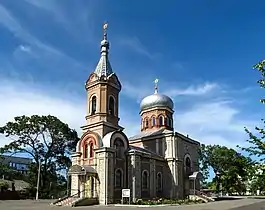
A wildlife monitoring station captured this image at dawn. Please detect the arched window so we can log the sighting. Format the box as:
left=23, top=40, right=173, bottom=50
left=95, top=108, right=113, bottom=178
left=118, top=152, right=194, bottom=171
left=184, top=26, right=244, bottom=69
left=109, top=96, right=115, bottom=115
left=152, top=117, right=156, bottom=127
left=84, top=144, right=88, bottom=158
left=156, top=172, right=162, bottom=191
left=115, top=169, right=122, bottom=188
left=114, top=138, right=124, bottom=158
left=91, top=96, right=97, bottom=115
left=145, top=118, right=149, bottom=128
left=142, top=170, right=149, bottom=189
left=89, top=142, right=94, bottom=157
left=159, top=116, right=163, bottom=126
left=185, top=157, right=191, bottom=168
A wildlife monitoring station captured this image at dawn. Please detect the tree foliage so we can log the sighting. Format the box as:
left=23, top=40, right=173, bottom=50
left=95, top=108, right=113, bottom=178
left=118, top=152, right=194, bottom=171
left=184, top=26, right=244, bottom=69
left=0, top=162, right=24, bottom=181
left=247, top=164, right=265, bottom=193
left=200, top=144, right=253, bottom=194
left=239, top=60, right=265, bottom=160
left=0, top=115, right=79, bottom=198
left=253, top=59, right=265, bottom=103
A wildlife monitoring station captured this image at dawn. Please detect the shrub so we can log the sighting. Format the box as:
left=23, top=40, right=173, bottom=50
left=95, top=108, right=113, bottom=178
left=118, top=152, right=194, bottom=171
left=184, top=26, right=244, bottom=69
left=0, top=180, right=9, bottom=191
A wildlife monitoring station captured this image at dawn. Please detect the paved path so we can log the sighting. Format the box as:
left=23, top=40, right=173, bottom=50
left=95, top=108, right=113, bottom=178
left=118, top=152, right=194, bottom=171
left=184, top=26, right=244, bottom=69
left=0, top=198, right=264, bottom=210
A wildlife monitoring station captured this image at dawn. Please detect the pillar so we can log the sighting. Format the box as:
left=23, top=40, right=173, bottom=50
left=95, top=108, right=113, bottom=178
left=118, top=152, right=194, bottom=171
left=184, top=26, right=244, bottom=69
left=95, top=147, right=115, bottom=205
left=150, top=159, right=155, bottom=198
left=70, top=175, right=80, bottom=196
left=80, top=176, right=85, bottom=198
left=128, top=151, right=141, bottom=202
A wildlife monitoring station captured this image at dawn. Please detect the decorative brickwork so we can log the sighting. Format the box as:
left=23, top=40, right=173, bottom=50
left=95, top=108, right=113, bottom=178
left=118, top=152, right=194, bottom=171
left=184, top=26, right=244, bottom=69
left=68, top=24, right=201, bottom=206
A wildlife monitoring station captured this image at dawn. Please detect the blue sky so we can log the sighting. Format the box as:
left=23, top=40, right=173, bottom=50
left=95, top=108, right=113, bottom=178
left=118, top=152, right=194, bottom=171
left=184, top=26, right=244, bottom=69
left=0, top=0, right=264, bottom=150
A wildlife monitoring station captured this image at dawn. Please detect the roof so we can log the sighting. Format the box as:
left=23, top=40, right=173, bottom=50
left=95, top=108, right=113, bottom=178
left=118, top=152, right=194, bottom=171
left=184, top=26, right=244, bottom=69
left=94, top=54, right=113, bottom=77
left=94, top=30, right=113, bottom=77
left=174, top=131, right=200, bottom=145
left=128, top=145, right=164, bottom=159
left=140, top=93, right=174, bottom=112
left=0, top=155, right=32, bottom=165
left=68, top=165, right=97, bottom=175
left=128, top=128, right=166, bottom=141
left=189, top=171, right=203, bottom=180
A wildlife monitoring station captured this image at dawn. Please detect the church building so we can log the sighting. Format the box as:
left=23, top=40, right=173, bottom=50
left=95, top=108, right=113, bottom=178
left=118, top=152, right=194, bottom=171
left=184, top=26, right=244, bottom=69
left=69, top=24, right=201, bottom=205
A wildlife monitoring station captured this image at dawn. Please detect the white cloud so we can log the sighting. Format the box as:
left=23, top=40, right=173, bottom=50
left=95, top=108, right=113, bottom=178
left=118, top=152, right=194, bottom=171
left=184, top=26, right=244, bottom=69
left=0, top=3, right=85, bottom=71
left=122, top=81, right=219, bottom=102
left=166, top=82, right=219, bottom=97
left=0, top=77, right=258, bottom=150
left=0, top=77, right=139, bottom=147
left=19, top=45, right=31, bottom=53
left=0, top=78, right=84, bottom=147
left=174, top=100, right=258, bottom=148
left=23, top=0, right=96, bottom=42
left=119, top=37, right=161, bottom=60
left=0, top=2, right=259, bottom=151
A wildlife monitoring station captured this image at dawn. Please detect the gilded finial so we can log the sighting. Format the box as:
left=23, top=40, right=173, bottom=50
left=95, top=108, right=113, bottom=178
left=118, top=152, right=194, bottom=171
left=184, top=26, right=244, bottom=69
left=103, top=22, right=108, bottom=40
left=154, top=78, right=159, bottom=94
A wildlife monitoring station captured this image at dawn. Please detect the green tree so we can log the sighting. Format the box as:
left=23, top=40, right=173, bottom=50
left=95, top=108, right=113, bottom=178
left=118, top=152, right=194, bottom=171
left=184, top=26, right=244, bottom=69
left=0, top=156, right=25, bottom=181
left=239, top=60, right=265, bottom=160
left=200, top=144, right=253, bottom=195
left=199, top=144, right=210, bottom=186
left=0, top=115, right=79, bottom=198
left=248, top=164, right=265, bottom=194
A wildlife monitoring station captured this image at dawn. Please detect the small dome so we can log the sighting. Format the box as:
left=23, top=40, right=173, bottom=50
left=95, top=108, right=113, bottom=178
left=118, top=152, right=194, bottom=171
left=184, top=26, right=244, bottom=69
left=140, top=93, right=174, bottom=112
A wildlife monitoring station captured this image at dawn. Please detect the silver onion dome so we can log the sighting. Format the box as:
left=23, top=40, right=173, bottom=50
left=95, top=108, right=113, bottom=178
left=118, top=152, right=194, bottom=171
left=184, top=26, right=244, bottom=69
left=140, top=93, right=174, bottom=112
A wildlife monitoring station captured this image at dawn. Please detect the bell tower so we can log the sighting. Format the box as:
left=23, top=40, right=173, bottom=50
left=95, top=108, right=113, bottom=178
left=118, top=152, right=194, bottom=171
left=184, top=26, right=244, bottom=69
left=82, top=23, right=124, bottom=138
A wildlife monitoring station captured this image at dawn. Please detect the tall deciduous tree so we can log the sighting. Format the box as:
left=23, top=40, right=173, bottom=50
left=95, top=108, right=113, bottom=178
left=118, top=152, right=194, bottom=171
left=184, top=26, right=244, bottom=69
left=239, top=60, right=265, bottom=160
left=200, top=144, right=253, bottom=194
left=0, top=115, right=79, bottom=198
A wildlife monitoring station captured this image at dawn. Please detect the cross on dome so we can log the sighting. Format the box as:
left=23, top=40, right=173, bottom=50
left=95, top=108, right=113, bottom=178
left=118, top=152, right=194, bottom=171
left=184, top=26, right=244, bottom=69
left=154, top=78, right=159, bottom=94
left=94, top=22, right=113, bottom=78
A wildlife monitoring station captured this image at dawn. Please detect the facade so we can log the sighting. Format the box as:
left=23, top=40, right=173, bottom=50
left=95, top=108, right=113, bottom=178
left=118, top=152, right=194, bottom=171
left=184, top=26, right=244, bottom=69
left=69, top=24, right=201, bottom=205
left=0, top=155, right=32, bottom=175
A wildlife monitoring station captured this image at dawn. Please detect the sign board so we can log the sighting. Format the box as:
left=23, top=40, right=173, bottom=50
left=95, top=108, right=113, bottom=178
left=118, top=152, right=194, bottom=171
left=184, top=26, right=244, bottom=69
left=122, top=189, right=130, bottom=198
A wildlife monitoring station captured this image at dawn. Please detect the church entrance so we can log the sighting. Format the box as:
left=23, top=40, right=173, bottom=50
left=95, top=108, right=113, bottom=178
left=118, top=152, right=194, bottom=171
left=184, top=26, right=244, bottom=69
left=68, top=165, right=99, bottom=199
left=85, top=176, right=95, bottom=198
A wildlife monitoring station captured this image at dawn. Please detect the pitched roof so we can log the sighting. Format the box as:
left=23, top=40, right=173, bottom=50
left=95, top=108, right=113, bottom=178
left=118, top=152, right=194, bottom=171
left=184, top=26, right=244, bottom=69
left=128, top=145, right=164, bottom=159
left=128, top=128, right=166, bottom=141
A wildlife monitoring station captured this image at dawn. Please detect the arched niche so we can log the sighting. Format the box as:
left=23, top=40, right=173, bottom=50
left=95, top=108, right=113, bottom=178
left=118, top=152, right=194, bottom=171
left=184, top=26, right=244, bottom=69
left=151, top=115, right=156, bottom=127
left=77, top=130, right=102, bottom=153
left=144, top=117, right=149, bottom=128
left=101, top=130, right=129, bottom=150
left=158, top=115, right=164, bottom=126
left=183, top=153, right=192, bottom=168
left=91, top=95, right=97, bottom=115
left=108, top=96, right=115, bottom=115
left=142, top=170, right=149, bottom=190
left=183, top=153, right=192, bottom=175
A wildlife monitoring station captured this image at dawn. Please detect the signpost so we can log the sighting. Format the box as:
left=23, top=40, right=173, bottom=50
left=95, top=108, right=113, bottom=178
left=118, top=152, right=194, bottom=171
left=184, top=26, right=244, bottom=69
left=122, top=189, right=131, bottom=204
